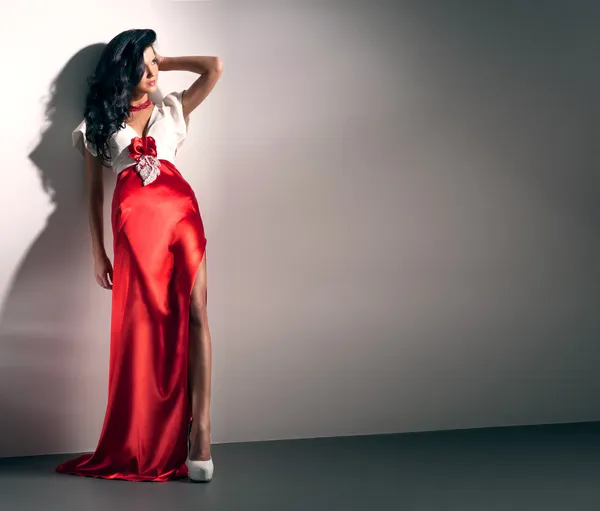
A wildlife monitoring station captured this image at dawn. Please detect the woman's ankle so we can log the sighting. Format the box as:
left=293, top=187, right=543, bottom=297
left=191, top=418, right=211, bottom=431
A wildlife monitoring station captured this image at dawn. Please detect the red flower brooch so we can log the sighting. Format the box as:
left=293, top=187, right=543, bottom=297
left=128, top=136, right=160, bottom=186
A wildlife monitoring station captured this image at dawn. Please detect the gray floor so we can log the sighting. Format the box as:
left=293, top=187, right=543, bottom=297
left=2, top=421, right=600, bottom=511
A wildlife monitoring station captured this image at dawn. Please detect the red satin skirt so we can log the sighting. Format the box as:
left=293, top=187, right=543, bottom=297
left=55, top=160, right=207, bottom=482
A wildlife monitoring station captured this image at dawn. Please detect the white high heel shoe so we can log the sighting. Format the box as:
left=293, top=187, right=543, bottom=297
left=186, top=420, right=214, bottom=482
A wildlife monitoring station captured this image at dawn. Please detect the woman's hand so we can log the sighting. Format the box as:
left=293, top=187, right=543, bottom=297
left=155, top=52, right=165, bottom=67
left=94, top=252, right=114, bottom=290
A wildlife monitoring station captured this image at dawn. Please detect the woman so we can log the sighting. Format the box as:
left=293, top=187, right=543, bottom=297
left=55, top=29, right=223, bottom=482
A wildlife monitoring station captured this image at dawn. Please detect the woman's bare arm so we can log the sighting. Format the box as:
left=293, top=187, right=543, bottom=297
left=84, top=147, right=113, bottom=289
left=157, top=55, right=223, bottom=118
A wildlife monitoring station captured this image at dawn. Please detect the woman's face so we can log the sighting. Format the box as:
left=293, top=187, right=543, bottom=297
left=133, top=46, right=159, bottom=95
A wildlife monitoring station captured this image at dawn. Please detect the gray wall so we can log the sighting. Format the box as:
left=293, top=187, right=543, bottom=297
left=1, top=0, right=599, bottom=457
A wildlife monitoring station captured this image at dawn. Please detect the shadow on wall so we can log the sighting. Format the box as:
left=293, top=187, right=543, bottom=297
left=0, top=41, right=188, bottom=458
left=0, top=44, right=110, bottom=458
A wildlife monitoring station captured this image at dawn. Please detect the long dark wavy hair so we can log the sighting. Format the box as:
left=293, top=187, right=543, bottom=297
left=82, top=29, right=157, bottom=167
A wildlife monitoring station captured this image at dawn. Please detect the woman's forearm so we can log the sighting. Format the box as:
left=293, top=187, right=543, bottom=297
left=83, top=151, right=107, bottom=258
left=159, top=55, right=221, bottom=74
left=86, top=175, right=106, bottom=258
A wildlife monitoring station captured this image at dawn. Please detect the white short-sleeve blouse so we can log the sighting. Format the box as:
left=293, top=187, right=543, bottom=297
left=72, top=90, right=188, bottom=175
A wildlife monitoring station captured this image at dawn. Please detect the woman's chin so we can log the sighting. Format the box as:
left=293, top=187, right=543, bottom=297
left=139, top=84, right=158, bottom=95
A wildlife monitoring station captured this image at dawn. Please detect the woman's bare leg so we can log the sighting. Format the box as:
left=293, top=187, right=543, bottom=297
left=188, top=250, right=212, bottom=461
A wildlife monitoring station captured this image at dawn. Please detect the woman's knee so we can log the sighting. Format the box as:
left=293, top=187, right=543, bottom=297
left=189, top=300, right=206, bottom=326
left=190, top=285, right=207, bottom=326
left=189, top=251, right=207, bottom=325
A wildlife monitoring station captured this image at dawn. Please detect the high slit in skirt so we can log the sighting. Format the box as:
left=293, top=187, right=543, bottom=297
left=56, top=159, right=207, bottom=482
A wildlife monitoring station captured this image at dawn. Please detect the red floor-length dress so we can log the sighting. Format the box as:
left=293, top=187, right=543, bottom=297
left=56, top=91, right=206, bottom=482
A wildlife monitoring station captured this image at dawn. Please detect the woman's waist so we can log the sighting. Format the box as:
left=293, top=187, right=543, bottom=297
left=116, top=157, right=181, bottom=175
left=114, top=158, right=194, bottom=194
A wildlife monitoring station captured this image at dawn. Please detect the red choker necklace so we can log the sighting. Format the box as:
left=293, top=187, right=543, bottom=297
left=129, top=98, right=152, bottom=112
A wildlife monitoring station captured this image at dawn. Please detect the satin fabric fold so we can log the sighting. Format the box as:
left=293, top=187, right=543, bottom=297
left=56, top=159, right=207, bottom=482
